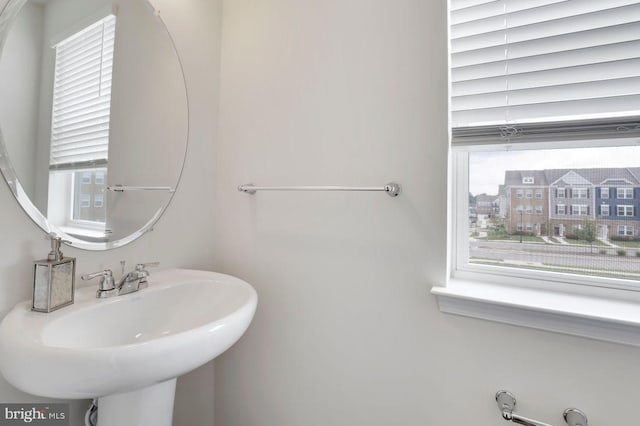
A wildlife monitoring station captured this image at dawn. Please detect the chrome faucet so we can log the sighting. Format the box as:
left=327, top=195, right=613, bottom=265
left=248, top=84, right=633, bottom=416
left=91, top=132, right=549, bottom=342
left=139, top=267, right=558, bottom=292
left=81, top=262, right=159, bottom=298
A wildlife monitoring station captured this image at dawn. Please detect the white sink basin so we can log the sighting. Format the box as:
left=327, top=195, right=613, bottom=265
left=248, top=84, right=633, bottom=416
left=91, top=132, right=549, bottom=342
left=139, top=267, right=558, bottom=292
left=0, top=269, right=257, bottom=425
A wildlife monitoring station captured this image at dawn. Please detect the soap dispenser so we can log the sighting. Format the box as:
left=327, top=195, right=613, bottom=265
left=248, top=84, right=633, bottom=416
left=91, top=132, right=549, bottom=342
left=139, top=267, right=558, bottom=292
left=32, top=233, right=75, bottom=313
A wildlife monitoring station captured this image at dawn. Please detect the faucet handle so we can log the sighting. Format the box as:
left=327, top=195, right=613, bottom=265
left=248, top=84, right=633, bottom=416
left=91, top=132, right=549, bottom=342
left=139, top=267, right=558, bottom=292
left=81, top=269, right=116, bottom=295
left=135, top=262, right=160, bottom=271
left=136, top=262, right=160, bottom=270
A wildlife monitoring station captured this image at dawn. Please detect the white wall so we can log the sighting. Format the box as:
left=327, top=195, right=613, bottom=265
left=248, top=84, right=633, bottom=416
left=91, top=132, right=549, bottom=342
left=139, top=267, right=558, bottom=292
left=214, top=1, right=640, bottom=426
left=0, top=0, right=221, bottom=425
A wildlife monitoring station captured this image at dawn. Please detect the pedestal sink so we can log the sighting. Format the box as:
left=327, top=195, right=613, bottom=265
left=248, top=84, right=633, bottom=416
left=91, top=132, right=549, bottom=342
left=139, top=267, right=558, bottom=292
left=0, top=269, right=257, bottom=426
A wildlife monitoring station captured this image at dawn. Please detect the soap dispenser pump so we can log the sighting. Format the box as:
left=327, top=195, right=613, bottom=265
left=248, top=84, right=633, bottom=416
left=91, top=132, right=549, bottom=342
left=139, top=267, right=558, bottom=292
left=32, top=233, right=76, bottom=313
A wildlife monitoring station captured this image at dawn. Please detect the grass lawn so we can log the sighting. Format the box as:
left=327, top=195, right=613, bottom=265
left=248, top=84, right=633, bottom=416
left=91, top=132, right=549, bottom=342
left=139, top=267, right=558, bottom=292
left=613, top=240, right=640, bottom=248
left=563, top=238, right=607, bottom=247
left=484, top=229, right=545, bottom=243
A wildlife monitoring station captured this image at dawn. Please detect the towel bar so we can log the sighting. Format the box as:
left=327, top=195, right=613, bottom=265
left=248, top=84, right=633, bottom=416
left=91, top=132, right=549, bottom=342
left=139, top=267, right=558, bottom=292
left=237, top=182, right=401, bottom=197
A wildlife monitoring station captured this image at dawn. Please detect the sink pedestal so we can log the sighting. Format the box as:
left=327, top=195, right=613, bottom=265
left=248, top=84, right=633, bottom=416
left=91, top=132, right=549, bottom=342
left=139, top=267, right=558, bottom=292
left=97, top=379, right=176, bottom=426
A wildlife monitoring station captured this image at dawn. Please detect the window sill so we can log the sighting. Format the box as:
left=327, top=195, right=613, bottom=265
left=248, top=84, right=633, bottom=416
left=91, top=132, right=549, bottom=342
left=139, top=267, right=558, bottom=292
left=58, top=226, right=108, bottom=242
left=431, top=280, right=640, bottom=347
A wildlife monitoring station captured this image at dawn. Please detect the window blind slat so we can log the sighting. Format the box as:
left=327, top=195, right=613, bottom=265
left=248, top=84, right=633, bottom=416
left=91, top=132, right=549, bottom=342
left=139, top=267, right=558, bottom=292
left=452, top=1, right=640, bottom=39
left=50, top=14, right=116, bottom=168
left=452, top=76, right=640, bottom=111
left=451, top=0, right=567, bottom=25
left=452, top=58, right=640, bottom=96
left=452, top=40, right=640, bottom=81
left=452, top=94, right=640, bottom=128
left=52, top=137, right=110, bottom=152
left=451, top=0, right=501, bottom=13
left=453, top=22, right=640, bottom=67
left=52, top=114, right=111, bottom=134
left=53, top=96, right=112, bottom=117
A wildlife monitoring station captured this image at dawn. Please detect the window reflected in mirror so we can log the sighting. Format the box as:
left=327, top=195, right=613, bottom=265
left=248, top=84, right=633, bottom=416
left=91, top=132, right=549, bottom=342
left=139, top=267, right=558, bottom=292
left=47, top=14, right=116, bottom=236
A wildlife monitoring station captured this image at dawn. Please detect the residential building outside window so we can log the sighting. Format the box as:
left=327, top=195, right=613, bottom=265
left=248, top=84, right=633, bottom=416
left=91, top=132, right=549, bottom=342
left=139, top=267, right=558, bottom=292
left=557, top=204, right=566, bottom=215
left=601, top=187, right=610, bottom=199
left=535, top=190, right=543, bottom=199
left=535, top=206, right=543, bottom=215
left=600, top=205, right=610, bottom=216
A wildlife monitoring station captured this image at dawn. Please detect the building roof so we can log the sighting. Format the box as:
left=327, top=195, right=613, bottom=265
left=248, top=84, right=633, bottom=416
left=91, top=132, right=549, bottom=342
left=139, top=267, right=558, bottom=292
left=476, top=194, right=498, bottom=203
left=504, top=167, right=640, bottom=187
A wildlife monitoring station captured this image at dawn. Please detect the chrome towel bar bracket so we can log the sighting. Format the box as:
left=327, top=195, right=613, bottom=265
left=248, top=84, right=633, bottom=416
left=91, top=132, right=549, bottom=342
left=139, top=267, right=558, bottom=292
left=496, top=391, right=588, bottom=426
left=237, top=182, right=401, bottom=197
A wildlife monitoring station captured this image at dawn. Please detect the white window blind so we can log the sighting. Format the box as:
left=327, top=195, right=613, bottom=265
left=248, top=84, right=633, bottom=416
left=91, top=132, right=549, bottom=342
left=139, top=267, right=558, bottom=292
left=49, top=15, right=116, bottom=170
left=450, top=0, right=640, bottom=145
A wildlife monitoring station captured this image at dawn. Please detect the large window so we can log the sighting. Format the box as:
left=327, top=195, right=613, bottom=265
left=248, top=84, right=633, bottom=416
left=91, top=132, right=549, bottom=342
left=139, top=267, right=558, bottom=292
left=450, top=0, right=640, bottom=289
left=47, top=14, right=116, bottom=231
left=617, top=205, right=635, bottom=217
left=572, top=188, right=587, bottom=199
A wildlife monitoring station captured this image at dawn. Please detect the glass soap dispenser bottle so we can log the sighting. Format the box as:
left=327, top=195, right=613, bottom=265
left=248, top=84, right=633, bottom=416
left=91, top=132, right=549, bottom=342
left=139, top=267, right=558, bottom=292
left=32, top=233, right=75, bottom=313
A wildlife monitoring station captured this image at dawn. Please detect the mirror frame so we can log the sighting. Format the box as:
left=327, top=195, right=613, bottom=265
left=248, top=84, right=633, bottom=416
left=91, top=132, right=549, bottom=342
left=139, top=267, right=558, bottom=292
left=0, top=0, right=189, bottom=250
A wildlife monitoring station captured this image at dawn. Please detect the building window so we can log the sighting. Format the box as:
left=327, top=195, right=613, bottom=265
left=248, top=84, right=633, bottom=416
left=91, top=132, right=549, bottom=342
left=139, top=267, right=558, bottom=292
left=535, top=206, right=543, bottom=215
left=71, top=169, right=108, bottom=223
left=525, top=206, right=533, bottom=214
left=95, top=172, right=105, bottom=185
left=618, top=225, right=634, bottom=237
left=572, top=188, right=588, bottom=199
left=535, top=190, right=543, bottom=199
left=526, top=223, right=533, bottom=231
left=617, top=205, right=635, bottom=217
left=94, top=193, right=104, bottom=208
left=442, top=0, right=640, bottom=348
left=81, top=173, right=92, bottom=184
left=557, top=204, right=566, bottom=215
left=522, top=177, right=534, bottom=184
left=79, top=194, right=91, bottom=208
left=601, top=187, right=609, bottom=199
left=516, top=190, right=523, bottom=199
left=525, top=190, right=532, bottom=198
left=572, top=205, right=588, bottom=216
left=618, top=188, right=634, bottom=199
left=600, top=205, right=610, bottom=216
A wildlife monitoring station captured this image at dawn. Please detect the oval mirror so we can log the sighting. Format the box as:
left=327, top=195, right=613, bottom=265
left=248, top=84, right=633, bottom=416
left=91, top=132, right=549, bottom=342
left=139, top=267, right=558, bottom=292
left=0, top=0, right=188, bottom=250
